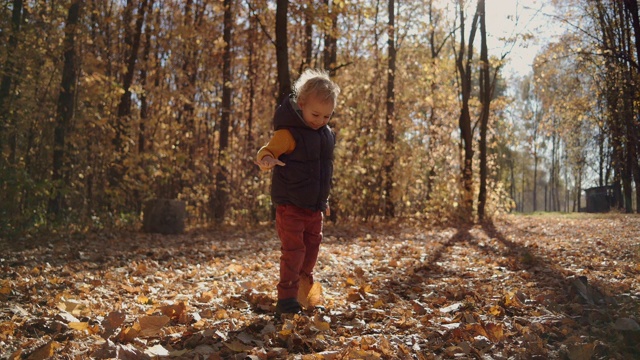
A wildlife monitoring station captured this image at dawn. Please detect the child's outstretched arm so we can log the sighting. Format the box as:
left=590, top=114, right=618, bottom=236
left=255, top=129, right=295, bottom=171
left=255, top=156, right=285, bottom=171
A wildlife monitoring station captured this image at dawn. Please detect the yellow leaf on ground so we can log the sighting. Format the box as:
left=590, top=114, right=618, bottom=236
left=119, top=325, right=141, bottom=343
left=159, top=302, right=187, bottom=319
left=69, top=322, right=89, bottom=331
left=307, top=283, right=324, bottom=307
left=298, top=275, right=313, bottom=308
left=313, top=314, right=331, bottom=331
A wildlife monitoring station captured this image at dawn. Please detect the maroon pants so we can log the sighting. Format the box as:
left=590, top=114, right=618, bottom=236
left=275, top=204, right=323, bottom=300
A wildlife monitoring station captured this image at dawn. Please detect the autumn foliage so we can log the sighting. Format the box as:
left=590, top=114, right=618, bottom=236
left=2, top=1, right=640, bottom=357
left=2, top=214, right=639, bottom=359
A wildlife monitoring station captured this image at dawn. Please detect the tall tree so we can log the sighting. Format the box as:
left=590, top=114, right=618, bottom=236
left=301, top=2, right=314, bottom=72
left=424, top=0, right=449, bottom=203
left=384, top=0, right=396, bottom=218
left=477, top=0, right=490, bottom=220
left=622, top=0, right=640, bottom=213
left=0, top=0, right=24, bottom=163
left=454, top=0, right=479, bottom=221
left=138, top=0, right=155, bottom=155
left=476, top=0, right=506, bottom=220
left=0, top=0, right=24, bottom=226
left=110, top=0, right=149, bottom=190
left=323, top=0, right=338, bottom=76
left=592, top=0, right=635, bottom=212
left=214, top=0, right=233, bottom=221
left=517, top=74, right=545, bottom=212
left=276, top=0, right=291, bottom=104
left=48, top=0, right=83, bottom=217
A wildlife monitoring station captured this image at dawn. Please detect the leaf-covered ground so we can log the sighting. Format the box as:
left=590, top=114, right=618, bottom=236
left=2, top=214, right=640, bottom=359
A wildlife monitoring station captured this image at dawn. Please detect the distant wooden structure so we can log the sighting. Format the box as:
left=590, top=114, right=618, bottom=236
left=584, top=185, right=615, bottom=213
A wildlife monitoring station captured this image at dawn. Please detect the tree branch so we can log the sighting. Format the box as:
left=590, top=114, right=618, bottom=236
left=245, top=0, right=275, bottom=47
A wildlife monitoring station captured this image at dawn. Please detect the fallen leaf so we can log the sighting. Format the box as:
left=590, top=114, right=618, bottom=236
left=485, top=322, right=504, bottom=342
left=56, top=311, right=79, bottom=323
left=307, top=283, right=324, bottom=307
left=144, top=344, right=170, bottom=356
left=313, top=314, right=331, bottom=331
left=298, top=275, right=313, bottom=308
left=567, top=342, right=595, bottom=360
left=68, top=322, right=89, bottom=331
left=158, top=301, right=187, bottom=320
left=122, top=284, right=141, bottom=294
left=440, top=302, right=463, bottom=313
left=138, top=315, right=171, bottom=337
left=26, top=341, right=60, bottom=360
left=101, top=311, right=126, bottom=339
left=137, top=295, right=151, bottom=304
left=225, top=339, right=253, bottom=352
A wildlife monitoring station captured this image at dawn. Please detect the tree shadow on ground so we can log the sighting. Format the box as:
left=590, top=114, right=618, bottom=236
left=396, top=218, right=637, bottom=358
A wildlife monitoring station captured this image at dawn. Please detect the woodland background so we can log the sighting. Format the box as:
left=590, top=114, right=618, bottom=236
left=1, top=0, right=640, bottom=237
left=2, top=2, right=640, bottom=359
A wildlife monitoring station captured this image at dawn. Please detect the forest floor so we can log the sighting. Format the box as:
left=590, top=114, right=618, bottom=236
left=1, top=213, right=640, bottom=360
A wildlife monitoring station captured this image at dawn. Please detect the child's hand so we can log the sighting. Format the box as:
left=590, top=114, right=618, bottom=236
left=254, top=156, right=285, bottom=171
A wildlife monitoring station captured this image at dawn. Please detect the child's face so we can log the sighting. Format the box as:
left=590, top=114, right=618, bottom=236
left=298, top=94, right=335, bottom=130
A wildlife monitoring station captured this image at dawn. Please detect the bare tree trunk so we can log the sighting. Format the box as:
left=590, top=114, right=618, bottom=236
left=214, top=0, right=233, bottom=222
left=595, top=0, right=636, bottom=212
left=425, top=0, right=447, bottom=203
left=134, top=0, right=154, bottom=214
left=111, top=0, right=148, bottom=189
left=0, top=0, right=24, bottom=224
left=0, top=0, right=23, bottom=163
left=477, top=0, right=490, bottom=221
left=533, top=153, right=538, bottom=211
left=247, top=13, right=257, bottom=150
left=623, top=0, right=640, bottom=72
left=302, top=2, right=313, bottom=72
left=276, top=0, right=291, bottom=104
left=552, top=133, right=561, bottom=211
left=619, top=1, right=636, bottom=213
left=138, top=0, right=154, bottom=155
left=454, top=0, right=479, bottom=221
left=383, top=0, right=396, bottom=218
left=621, top=0, right=640, bottom=212
left=323, top=0, right=338, bottom=76
left=598, top=122, right=605, bottom=187
left=48, top=0, right=82, bottom=217
left=576, top=167, right=582, bottom=212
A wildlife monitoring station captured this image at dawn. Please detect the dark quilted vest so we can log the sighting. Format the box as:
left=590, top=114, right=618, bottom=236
left=271, top=96, right=335, bottom=211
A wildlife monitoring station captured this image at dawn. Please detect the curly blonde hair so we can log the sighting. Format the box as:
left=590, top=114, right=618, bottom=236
left=292, top=69, right=341, bottom=105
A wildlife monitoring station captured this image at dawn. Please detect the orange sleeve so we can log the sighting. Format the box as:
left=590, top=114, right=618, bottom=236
left=257, top=129, right=296, bottom=160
